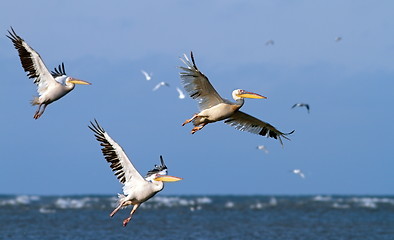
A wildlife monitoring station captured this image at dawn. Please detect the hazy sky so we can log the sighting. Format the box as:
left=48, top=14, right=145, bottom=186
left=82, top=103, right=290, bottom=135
left=1, top=0, right=393, bottom=195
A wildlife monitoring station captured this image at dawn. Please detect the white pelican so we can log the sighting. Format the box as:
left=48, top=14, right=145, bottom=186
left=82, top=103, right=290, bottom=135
left=7, top=27, right=91, bottom=119
left=176, top=87, right=186, bottom=99
left=291, top=169, right=306, bottom=179
left=152, top=81, right=170, bottom=91
left=141, top=70, right=152, bottom=81
left=89, top=120, right=182, bottom=227
left=179, top=52, right=294, bottom=145
left=291, top=103, right=310, bottom=113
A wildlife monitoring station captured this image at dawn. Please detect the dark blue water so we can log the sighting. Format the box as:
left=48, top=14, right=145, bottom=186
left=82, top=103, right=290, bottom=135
left=0, top=195, right=393, bottom=240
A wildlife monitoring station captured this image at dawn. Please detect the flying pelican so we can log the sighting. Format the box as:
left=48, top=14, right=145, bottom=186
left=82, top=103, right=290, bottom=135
left=153, top=81, right=170, bottom=91
left=291, top=169, right=306, bottom=179
left=141, top=70, right=152, bottom=81
left=89, top=120, right=182, bottom=227
left=7, top=27, right=91, bottom=119
left=179, top=52, right=294, bottom=145
left=176, top=87, right=186, bottom=99
left=291, top=103, right=310, bottom=113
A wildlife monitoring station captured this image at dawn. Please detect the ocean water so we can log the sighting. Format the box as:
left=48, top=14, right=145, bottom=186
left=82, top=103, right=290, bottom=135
left=0, top=195, right=393, bottom=240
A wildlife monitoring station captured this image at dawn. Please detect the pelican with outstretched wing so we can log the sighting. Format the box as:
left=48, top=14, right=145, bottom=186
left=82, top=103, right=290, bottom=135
left=179, top=52, right=294, bottom=145
left=89, top=120, right=182, bottom=227
left=7, top=27, right=91, bottom=119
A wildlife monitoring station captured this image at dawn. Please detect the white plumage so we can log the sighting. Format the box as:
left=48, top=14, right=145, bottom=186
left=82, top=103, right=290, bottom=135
left=153, top=81, right=170, bottom=91
left=179, top=52, right=294, bottom=145
left=292, top=169, right=306, bottom=179
left=141, top=70, right=152, bottom=81
left=7, top=27, right=91, bottom=119
left=89, top=120, right=182, bottom=227
left=176, top=87, right=186, bottom=99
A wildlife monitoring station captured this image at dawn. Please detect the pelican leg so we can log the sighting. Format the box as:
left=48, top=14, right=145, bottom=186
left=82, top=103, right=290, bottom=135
left=34, top=104, right=47, bottom=119
left=182, top=114, right=198, bottom=126
left=191, top=123, right=207, bottom=134
left=110, top=203, right=123, bottom=217
left=33, top=104, right=43, bottom=119
left=123, top=204, right=140, bottom=227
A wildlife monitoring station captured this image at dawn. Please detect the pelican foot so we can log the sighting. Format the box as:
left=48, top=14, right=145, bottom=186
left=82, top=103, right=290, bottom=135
left=33, top=112, right=41, bottom=119
left=182, top=114, right=198, bottom=126
left=123, top=217, right=131, bottom=227
left=191, top=125, right=205, bottom=134
left=182, top=119, right=191, bottom=126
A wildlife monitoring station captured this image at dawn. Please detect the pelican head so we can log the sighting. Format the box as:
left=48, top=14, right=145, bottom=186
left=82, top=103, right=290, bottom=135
left=146, top=156, right=183, bottom=182
left=232, top=89, right=267, bottom=101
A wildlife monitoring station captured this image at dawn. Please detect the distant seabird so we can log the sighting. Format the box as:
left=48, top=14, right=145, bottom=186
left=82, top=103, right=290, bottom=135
left=265, top=40, right=275, bottom=46
left=291, top=103, right=310, bottom=113
left=176, top=87, right=185, bottom=99
left=153, top=81, right=170, bottom=91
left=256, top=145, right=269, bottom=154
left=141, top=70, right=152, bottom=81
left=291, top=169, right=306, bottom=179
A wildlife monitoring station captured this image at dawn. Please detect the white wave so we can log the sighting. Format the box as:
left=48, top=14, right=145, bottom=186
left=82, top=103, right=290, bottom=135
left=249, top=197, right=278, bottom=210
left=39, top=207, right=56, bottom=214
left=358, top=200, right=377, bottom=209
left=269, top=197, right=278, bottom=206
left=54, top=197, right=95, bottom=209
left=332, top=203, right=350, bottom=209
left=250, top=202, right=264, bottom=210
left=225, top=201, right=235, bottom=208
left=350, top=197, right=383, bottom=209
left=0, top=195, right=40, bottom=206
left=355, top=197, right=394, bottom=205
left=147, top=196, right=213, bottom=208
left=312, top=195, right=332, bottom=202
left=196, top=197, right=212, bottom=204
left=190, top=206, right=202, bottom=212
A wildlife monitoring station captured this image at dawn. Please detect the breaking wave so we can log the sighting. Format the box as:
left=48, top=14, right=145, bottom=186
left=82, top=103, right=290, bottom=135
left=0, top=195, right=393, bottom=211
left=0, top=195, right=40, bottom=206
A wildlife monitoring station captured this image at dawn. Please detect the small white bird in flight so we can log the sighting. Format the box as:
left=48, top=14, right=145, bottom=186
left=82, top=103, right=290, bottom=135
left=291, top=103, right=310, bottom=113
left=176, top=87, right=185, bottom=99
left=256, top=145, right=269, bottom=154
left=89, top=120, right=182, bottom=227
left=141, top=70, right=152, bottom=81
left=153, top=81, right=170, bottom=91
left=292, top=169, right=306, bottom=179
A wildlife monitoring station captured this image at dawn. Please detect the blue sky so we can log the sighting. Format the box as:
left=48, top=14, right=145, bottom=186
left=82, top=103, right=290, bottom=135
left=0, top=0, right=393, bottom=195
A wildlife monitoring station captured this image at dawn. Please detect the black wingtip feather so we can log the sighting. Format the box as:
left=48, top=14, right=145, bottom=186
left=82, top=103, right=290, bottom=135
left=190, top=51, right=198, bottom=70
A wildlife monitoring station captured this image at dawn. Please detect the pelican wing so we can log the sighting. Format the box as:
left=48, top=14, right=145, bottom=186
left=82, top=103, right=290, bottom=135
left=89, top=120, right=146, bottom=189
left=179, top=52, right=224, bottom=110
left=7, top=27, right=58, bottom=96
left=51, top=63, right=67, bottom=78
left=224, top=111, right=294, bottom=145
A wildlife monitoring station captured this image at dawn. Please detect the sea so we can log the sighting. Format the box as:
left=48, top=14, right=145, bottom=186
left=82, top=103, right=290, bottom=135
left=0, top=195, right=393, bottom=240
